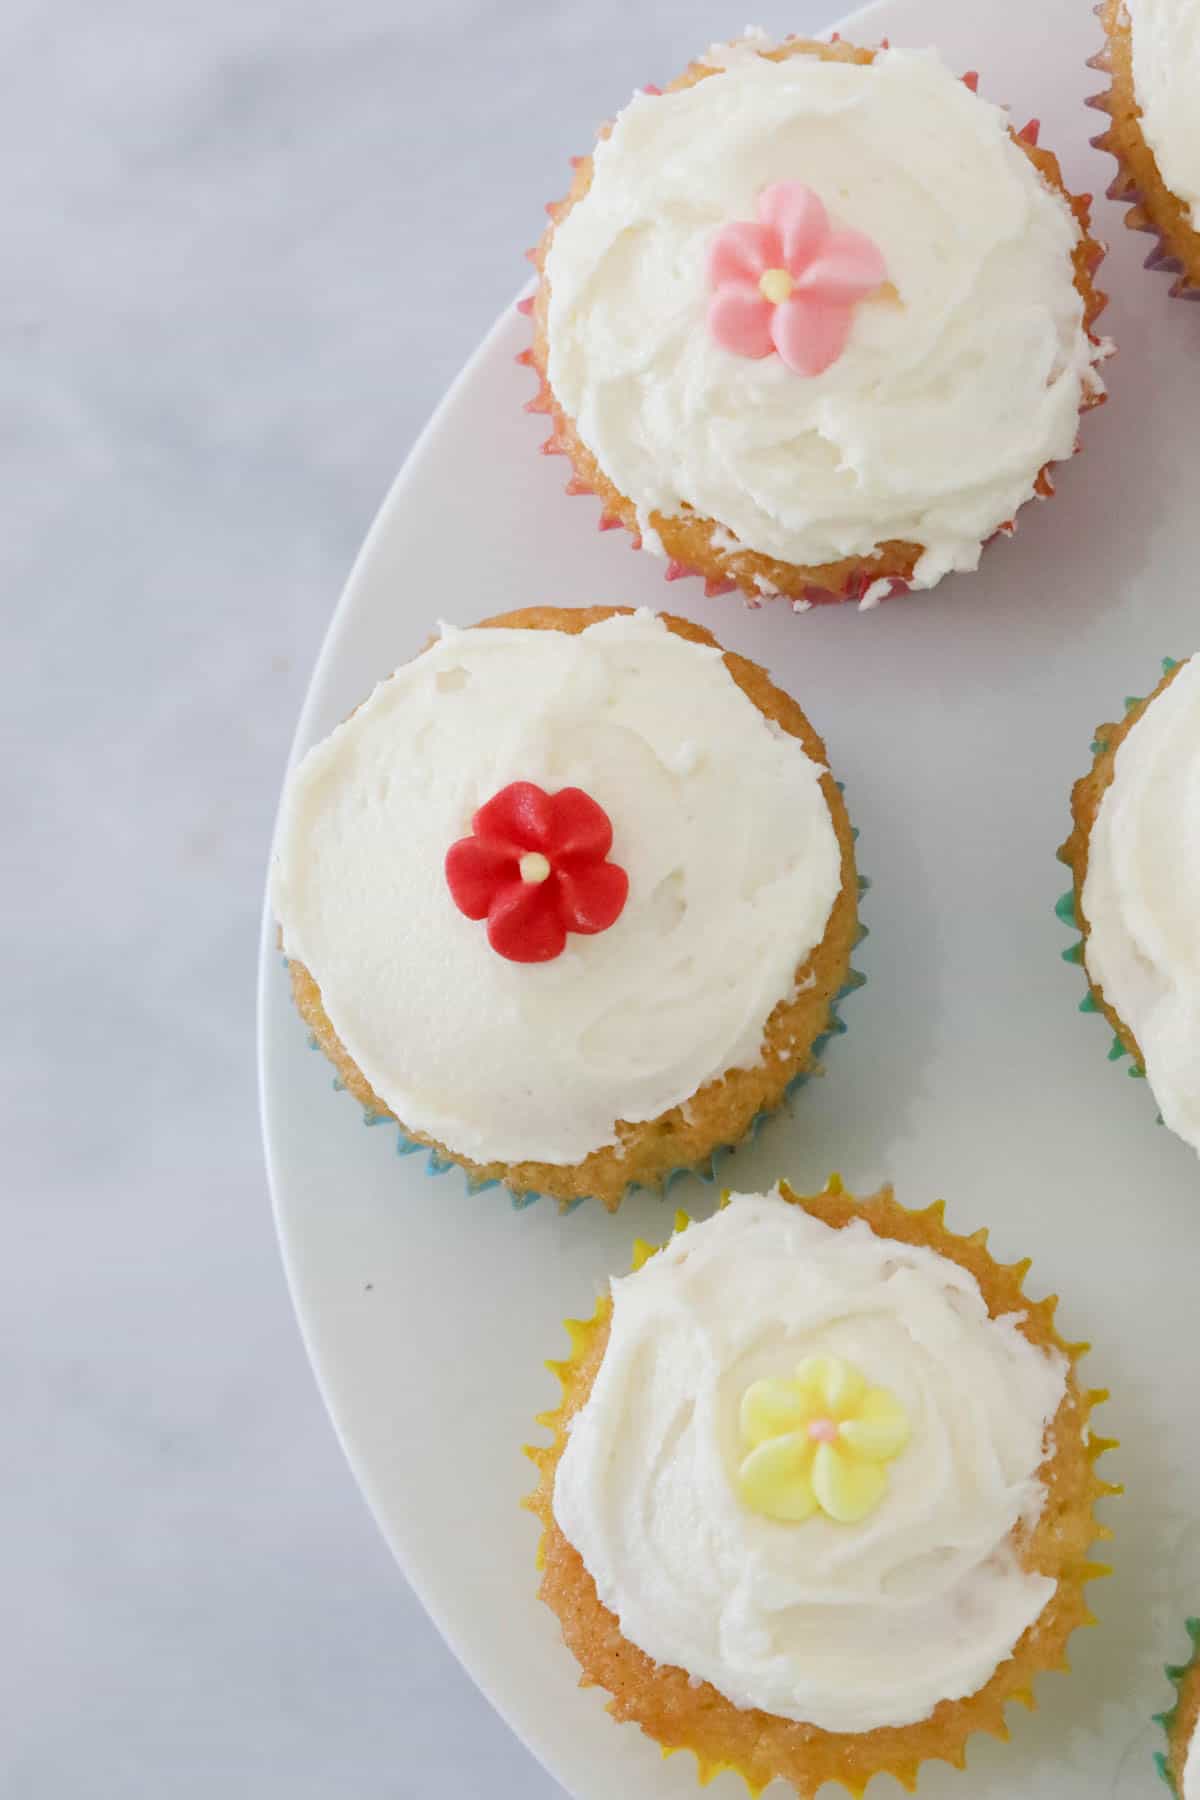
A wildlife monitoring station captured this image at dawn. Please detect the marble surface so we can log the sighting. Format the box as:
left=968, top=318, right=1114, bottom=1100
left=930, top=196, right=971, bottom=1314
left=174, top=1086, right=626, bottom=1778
left=7, top=0, right=839, bottom=1792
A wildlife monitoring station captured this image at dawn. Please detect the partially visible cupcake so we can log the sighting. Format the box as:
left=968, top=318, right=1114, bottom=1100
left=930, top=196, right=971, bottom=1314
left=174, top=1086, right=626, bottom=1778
left=1157, top=1619, right=1200, bottom=1795
left=1058, top=655, right=1200, bottom=1155
left=1090, top=0, right=1200, bottom=300
left=527, top=1180, right=1116, bottom=1795
left=525, top=33, right=1109, bottom=609
left=272, top=608, right=861, bottom=1210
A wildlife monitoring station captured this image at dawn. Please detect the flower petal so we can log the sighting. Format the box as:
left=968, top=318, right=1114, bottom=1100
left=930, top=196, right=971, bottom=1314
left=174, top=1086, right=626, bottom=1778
left=486, top=881, right=565, bottom=963
left=738, top=1432, right=818, bottom=1522
left=771, top=295, right=853, bottom=376
left=556, top=860, right=628, bottom=935
left=794, top=1355, right=867, bottom=1419
left=794, top=228, right=887, bottom=303
left=708, top=286, right=776, bottom=360
left=812, top=1443, right=889, bottom=1523
left=740, top=1377, right=813, bottom=1447
left=757, top=182, right=829, bottom=276
left=445, top=837, right=515, bottom=920
left=473, top=780, right=553, bottom=854
left=708, top=219, right=778, bottom=287
left=837, top=1388, right=911, bottom=1463
left=547, top=787, right=614, bottom=861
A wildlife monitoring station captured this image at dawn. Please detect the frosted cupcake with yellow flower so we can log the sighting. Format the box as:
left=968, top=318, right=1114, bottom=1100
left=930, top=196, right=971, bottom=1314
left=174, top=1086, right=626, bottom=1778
left=526, top=1180, right=1117, bottom=1796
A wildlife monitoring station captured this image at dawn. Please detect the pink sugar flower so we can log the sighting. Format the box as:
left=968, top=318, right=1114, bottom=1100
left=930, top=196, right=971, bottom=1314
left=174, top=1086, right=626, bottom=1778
left=707, top=182, right=888, bottom=377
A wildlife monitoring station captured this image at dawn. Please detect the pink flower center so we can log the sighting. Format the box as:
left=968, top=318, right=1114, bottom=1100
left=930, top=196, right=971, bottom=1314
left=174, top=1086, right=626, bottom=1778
left=807, top=1417, right=838, bottom=1445
left=758, top=267, right=794, bottom=304
left=518, top=851, right=552, bottom=885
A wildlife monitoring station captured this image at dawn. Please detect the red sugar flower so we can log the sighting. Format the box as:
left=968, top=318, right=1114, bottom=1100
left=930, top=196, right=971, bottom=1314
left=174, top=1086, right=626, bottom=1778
left=445, top=781, right=629, bottom=964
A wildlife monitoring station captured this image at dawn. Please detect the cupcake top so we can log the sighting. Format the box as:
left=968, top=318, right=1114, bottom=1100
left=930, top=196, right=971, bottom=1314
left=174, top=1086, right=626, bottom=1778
left=272, top=612, right=842, bottom=1167
left=1126, top=0, right=1200, bottom=228
left=552, top=1190, right=1067, bottom=1732
left=1080, top=656, right=1200, bottom=1154
left=544, top=36, right=1105, bottom=589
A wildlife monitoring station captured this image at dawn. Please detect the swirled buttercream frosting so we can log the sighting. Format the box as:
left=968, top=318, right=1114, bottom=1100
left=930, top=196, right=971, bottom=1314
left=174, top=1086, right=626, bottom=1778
left=552, top=1191, right=1067, bottom=1730
left=544, top=40, right=1106, bottom=588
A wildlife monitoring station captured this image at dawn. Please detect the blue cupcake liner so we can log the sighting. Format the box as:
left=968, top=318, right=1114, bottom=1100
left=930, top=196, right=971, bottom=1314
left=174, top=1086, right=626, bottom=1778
left=289, top=804, right=870, bottom=1212
left=1153, top=1617, right=1200, bottom=1794
left=1055, top=657, right=1180, bottom=1111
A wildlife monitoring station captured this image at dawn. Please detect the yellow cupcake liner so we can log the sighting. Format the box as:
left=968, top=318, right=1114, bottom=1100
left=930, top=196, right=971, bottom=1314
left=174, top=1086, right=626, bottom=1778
left=524, top=1177, right=1120, bottom=1798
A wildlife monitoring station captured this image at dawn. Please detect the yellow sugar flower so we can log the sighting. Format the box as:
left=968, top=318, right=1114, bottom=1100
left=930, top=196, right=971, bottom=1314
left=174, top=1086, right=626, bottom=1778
left=737, top=1355, right=910, bottom=1525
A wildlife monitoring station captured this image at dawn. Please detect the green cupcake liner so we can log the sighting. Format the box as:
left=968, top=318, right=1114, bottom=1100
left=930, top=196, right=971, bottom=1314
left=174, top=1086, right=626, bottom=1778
left=1154, top=1617, right=1200, bottom=1794
left=1055, top=657, right=1181, bottom=1105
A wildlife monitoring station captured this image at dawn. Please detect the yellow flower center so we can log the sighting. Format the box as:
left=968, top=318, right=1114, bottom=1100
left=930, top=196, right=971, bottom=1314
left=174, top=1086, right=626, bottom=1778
left=758, top=266, right=794, bottom=305
left=519, top=851, right=552, bottom=885
left=737, top=1355, right=910, bottom=1526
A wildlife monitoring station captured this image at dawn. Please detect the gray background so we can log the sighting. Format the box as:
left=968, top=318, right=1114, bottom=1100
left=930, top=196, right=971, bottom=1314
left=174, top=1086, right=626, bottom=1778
left=7, top=0, right=835, bottom=1793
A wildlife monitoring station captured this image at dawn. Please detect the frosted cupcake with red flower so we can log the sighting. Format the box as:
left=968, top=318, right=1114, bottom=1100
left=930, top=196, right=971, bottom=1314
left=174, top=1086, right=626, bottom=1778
left=523, top=33, right=1109, bottom=610
left=271, top=607, right=862, bottom=1209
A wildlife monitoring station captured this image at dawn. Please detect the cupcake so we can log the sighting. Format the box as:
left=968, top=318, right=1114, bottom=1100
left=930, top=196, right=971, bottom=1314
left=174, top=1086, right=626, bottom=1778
left=527, top=1180, right=1116, bottom=1795
left=1089, top=0, right=1200, bottom=300
left=524, top=32, right=1109, bottom=610
left=271, top=608, right=861, bottom=1210
left=1157, top=1619, right=1200, bottom=1796
left=1058, top=655, right=1199, bottom=1155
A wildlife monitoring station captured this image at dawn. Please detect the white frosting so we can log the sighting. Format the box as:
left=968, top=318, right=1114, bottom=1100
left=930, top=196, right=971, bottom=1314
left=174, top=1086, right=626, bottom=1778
left=272, top=613, right=842, bottom=1167
left=545, top=43, right=1105, bottom=590
left=859, top=578, right=893, bottom=611
left=1081, top=657, right=1200, bottom=1155
left=1127, top=0, right=1200, bottom=229
left=1186, top=1715, right=1200, bottom=1800
left=553, top=1191, right=1067, bottom=1732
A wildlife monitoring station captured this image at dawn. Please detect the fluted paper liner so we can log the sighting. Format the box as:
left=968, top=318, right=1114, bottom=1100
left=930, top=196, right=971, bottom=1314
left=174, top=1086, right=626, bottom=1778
left=525, top=1178, right=1118, bottom=1796
left=298, top=954, right=865, bottom=1215
left=1086, top=0, right=1200, bottom=302
left=1155, top=1619, right=1200, bottom=1795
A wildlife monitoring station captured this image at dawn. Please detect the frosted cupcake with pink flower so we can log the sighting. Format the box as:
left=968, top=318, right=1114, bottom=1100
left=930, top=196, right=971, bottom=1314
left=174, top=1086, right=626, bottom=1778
left=522, top=32, right=1110, bottom=610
